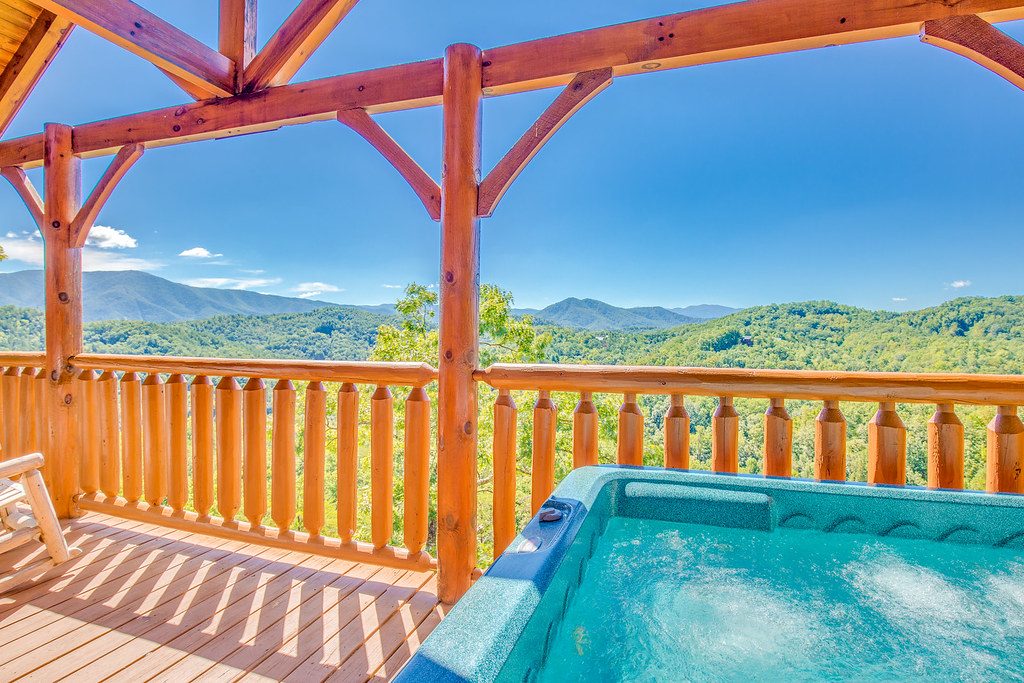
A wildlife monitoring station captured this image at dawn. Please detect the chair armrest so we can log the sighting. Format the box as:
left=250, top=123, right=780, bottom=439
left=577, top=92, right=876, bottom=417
left=0, top=452, right=45, bottom=479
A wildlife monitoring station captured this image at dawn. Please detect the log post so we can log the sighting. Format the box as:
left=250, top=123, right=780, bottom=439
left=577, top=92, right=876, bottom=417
left=572, top=391, right=599, bottom=468
left=763, top=397, right=792, bottom=477
left=532, top=391, right=557, bottom=513
left=617, top=393, right=644, bottom=466
left=437, top=42, right=482, bottom=604
left=815, top=400, right=847, bottom=481
left=664, top=394, right=689, bottom=469
left=712, top=396, right=739, bottom=473
left=42, top=123, right=82, bottom=517
left=492, top=389, right=517, bottom=559
left=868, top=401, right=906, bottom=485
left=927, top=403, right=964, bottom=489
left=987, top=405, right=1024, bottom=494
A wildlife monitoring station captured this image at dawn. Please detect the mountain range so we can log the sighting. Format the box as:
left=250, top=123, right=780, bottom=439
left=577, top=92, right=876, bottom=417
left=0, top=270, right=736, bottom=330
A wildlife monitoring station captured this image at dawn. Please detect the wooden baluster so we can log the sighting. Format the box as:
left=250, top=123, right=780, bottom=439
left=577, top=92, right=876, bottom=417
left=216, top=376, right=242, bottom=524
left=664, top=394, right=690, bottom=469
left=271, top=380, right=297, bottom=534
left=336, top=382, right=358, bottom=543
left=493, top=388, right=518, bottom=560
left=987, top=405, right=1024, bottom=494
left=404, top=387, right=430, bottom=556
left=928, top=403, right=964, bottom=489
left=20, top=367, right=38, bottom=454
left=166, top=374, right=188, bottom=513
left=532, top=391, right=557, bottom=513
left=1, top=366, right=21, bottom=459
left=868, top=401, right=906, bottom=486
left=763, top=398, right=792, bottom=477
left=815, top=400, right=847, bottom=481
left=370, top=385, right=394, bottom=549
left=712, top=396, right=739, bottom=473
left=142, top=373, right=168, bottom=507
left=97, top=371, right=119, bottom=498
left=34, top=369, right=50, bottom=491
left=120, top=371, right=143, bottom=503
left=572, top=391, right=599, bottom=468
left=78, top=370, right=101, bottom=495
left=191, top=376, right=215, bottom=519
left=617, top=393, right=644, bottom=466
left=243, top=378, right=267, bottom=529
left=303, top=381, right=327, bottom=539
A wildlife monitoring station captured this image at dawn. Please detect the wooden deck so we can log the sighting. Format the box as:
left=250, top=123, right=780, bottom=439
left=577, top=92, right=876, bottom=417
left=0, top=512, right=445, bottom=682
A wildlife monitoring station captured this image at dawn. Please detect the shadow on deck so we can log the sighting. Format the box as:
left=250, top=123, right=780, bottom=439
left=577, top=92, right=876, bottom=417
left=0, top=512, right=444, bottom=682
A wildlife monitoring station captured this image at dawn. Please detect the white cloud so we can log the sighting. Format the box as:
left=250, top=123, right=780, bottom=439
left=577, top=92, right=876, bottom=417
left=184, top=277, right=281, bottom=291
left=293, top=282, right=343, bottom=299
left=891, top=297, right=908, bottom=303
left=949, top=280, right=971, bottom=289
left=179, top=246, right=223, bottom=259
left=86, top=225, right=137, bottom=249
left=381, top=284, right=403, bottom=289
left=0, top=230, right=161, bottom=271
left=84, top=251, right=163, bottom=271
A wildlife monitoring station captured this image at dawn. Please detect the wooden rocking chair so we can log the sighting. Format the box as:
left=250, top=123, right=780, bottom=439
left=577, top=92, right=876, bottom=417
left=0, top=453, right=78, bottom=594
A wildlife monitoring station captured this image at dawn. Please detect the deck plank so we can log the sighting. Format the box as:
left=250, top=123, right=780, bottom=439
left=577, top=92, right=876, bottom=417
left=0, top=513, right=442, bottom=682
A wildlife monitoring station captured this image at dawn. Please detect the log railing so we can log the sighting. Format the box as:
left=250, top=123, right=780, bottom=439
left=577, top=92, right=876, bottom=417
left=0, top=352, right=47, bottom=471
left=68, top=353, right=438, bottom=570
left=477, top=363, right=1024, bottom=557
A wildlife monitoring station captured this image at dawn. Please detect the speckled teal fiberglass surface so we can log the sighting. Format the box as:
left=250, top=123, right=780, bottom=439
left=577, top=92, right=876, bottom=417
left=537, top=516, right=1024, bottom=682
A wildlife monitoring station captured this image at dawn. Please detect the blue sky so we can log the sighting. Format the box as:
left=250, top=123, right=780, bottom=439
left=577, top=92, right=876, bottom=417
left=1, top=1, right=1022, bottom=311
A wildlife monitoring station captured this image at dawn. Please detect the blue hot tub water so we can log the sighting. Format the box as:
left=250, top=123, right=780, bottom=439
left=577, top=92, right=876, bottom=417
left=398, top=469, right=1024, bottom=682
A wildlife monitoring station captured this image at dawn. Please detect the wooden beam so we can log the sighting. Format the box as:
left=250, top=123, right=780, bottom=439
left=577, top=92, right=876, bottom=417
left=4, top=0, right=1024, bottom=169
left=479, top=0, right=1024, bottom=95
left=33, top=0, right=235, bottom=98
left=337, top=108, right=441, bottom=221
left=42, top=122, right=83, bottom=519
left=922, top=15, right=1024, bottom=91
left=70, top=143, right=145, bottom=247
left=0, top=59, right=444, bottom=168
left=478, top=67, right=611, bottom=217
left=0, top=11, right=74, bottom=136
left=0, top=167, right=45, bottom=229
left=437, top=43, right=482, bottom=605
left=220, top=0, right=257, bottom=90
left=243, top=0, right=360, bottom=92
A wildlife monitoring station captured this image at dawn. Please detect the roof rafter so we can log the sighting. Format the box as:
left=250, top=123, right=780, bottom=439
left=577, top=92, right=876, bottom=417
left=243, top=0, right=361, bottom=92
left=921, top=15, right=1024, bottom=90
left=3, top=0, right=1024, bottom=168
left=478, top=68, right=612, bottom=218
left=219, top=0, right=257, bottom=90
left=480, top=0, right=1024, bottom=94
left=0, top=10, right=74, bottom=136
left=337, top=108, right=441, bottom=221
left=33, top=0, right=235, bottom=98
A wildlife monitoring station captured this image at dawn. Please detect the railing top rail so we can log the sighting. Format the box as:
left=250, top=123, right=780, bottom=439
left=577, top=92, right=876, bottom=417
left=0, top=351, right=45, bottom=368
left=71, top=353, right=438, bottom=386
left=475, top=363, right=1024, bottom=406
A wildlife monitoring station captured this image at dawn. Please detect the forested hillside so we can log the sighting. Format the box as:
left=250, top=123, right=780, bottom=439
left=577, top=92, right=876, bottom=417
left=0, top=305, right=389, bottom=359
left=5, top=296, right=1024, bottom=375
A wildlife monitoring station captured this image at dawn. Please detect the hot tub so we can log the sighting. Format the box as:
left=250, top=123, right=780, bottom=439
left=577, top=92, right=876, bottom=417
left=398, top=467, right=1024, bottom=681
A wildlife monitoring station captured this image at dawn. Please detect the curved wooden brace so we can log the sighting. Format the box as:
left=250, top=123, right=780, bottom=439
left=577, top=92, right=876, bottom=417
left=71, top=143, right=145, bottom=247
left=337, top=108, right=442, bottom=221
left=922, top=15, right=1024, bottom=91
left=0, top=166, right=45, bottom=229
left=478, top=67, right=613, bottom=218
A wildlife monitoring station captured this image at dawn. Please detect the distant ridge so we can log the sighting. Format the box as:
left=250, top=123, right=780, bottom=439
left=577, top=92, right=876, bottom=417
left=0, top=270, right=738, bottom=329
left=518, top=297, right=701, bottom=330
left=672, top=304, right=738, bottom=319
left=0, top=270, right=338, bottom=323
